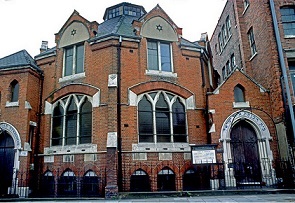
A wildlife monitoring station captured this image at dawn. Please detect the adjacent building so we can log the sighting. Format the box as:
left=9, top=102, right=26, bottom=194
left=210, top=0, right=295, bottom=160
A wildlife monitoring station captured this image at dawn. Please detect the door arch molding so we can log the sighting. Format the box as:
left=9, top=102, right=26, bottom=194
left=220, top=110, right=274, bottom=186
left=0, top=122, right=21, bottom=195
left=0, top=122, right=21, bottom=150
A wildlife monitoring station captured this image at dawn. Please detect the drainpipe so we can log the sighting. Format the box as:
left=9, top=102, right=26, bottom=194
left=33, top=71, right=44, bottom=195
left=269, top=0, right=295, bottom=144
left=117, top=36, right=122, bottom=191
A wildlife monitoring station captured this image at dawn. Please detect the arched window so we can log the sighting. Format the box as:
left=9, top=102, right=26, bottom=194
left=65, top=97, right=78, bottom=145
left=79, top=99, right=92, bottom=144
left=130, top=169, right=150, bottom=192
left=183, top=169, right=198, bottom=191
left=81, top=170, right=99, bottom=197
left=234, top=85, right=245, bottom=102
left=157, top=167, right=175, bottom=191
left=156, top=93, right=170, bottom=142
left=51, top=94, right=93, bottom=146
left=52, top=103, right=64, bottom=146
left=58, top=169, right=77, bottom=197
left=138, top=91, right=187, bottom=143
left=40, top=171, right=55, bottom=197
left=138, top=95, right=153, bottom=142
left=172, top=98, right=186, bottom=142
left=10, top=80, right=19, bottom=102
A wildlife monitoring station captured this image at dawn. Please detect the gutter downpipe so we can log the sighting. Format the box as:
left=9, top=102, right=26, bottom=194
left=117, top=36, right=122, bottom=191
left=270, top=0, right=295, bottom=146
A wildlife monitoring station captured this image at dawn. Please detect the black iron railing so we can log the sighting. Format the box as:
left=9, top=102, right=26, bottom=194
left=5, top=158, right=295, bottom=198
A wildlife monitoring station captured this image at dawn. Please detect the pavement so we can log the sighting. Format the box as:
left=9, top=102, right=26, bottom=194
left=1, top=190, right=295, bottom=202
left=1, top=193, right=295, bottom=203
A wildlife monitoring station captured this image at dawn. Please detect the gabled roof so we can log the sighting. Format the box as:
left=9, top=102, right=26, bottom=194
left=212, top=67, right=268, bottom=94
left=139, top=4, right=179, bottom=30
left=56, top=10, right=94, bottom=36
left=0, top=50, right=42, bottom=73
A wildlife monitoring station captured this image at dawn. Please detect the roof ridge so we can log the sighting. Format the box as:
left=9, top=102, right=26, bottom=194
left=113, top=15, right=125, bottom=34
left=22, top=50, right=34, bottom=65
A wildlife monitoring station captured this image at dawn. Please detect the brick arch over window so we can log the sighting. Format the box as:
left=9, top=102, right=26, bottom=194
left=129, top=81, right=193, bottom=99
left=46, top=83, right=100, bottom=103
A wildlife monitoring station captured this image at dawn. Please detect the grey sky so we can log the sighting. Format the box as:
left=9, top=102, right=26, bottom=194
left=0, top=0, right=226, bottom=58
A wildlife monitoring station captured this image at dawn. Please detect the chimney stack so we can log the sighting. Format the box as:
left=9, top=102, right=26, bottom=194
left=40, top=41, right=48, bottom=53
left=200, top=32, right=208, bottom=41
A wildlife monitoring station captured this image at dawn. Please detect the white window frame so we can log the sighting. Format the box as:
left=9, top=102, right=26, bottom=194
left=280, top=7, right=295, bottom=38
left=146, top=40, right=176, bottom=77
left=243, top=0, right=250, bottom=13
left=61, top=43, right=85, bottom=81
left=137, top=91, right=188, bottom=143
left=50, top=94, right=93, bottom=147
left=248, top=28, right=257, bottom=57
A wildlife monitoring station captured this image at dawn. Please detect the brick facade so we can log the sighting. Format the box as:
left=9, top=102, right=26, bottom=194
left=0, top=1, right=291, bottom=198
left=210, top=0, right=295, bottom=160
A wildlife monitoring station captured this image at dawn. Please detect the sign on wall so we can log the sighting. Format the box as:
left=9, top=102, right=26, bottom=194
left=191, top=144, right=217, bottom=164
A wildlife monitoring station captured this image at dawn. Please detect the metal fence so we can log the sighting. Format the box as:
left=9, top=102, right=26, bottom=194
left=36, top=168, right=106, bottom=198
left=5, top=159, right=295, bottom=198
left=122, top=158, right=295, bottom=192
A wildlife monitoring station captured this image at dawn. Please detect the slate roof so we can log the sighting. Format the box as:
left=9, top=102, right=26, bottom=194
left=34, top=46, right=56, bottom=59
left=0, top=50, right=42, bottom=73
left=90, top=15, right=139, bottom=42
left=38, top=7, right=203, bottom=58
left=181, top=38, right=203, bottom=49
left=91, top=14, right=202, bottom=50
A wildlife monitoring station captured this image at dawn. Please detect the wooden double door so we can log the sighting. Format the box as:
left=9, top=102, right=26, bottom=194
left=0, top=131, right=15, bottom=196
left=230, top=121, right=262, bottom=183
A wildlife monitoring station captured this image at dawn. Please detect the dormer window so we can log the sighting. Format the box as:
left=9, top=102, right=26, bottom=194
left=147, top=40, right=172, bottom=72
left=64, top=44, right=84, bottom=77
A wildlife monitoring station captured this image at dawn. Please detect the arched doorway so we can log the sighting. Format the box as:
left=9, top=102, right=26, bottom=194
left=0, top=130, right=15, bottom=196
left=230, top=121, right=262, bottom=184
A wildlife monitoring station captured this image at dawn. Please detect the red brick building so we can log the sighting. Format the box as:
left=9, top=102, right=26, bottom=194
left=0, top=50, right=43, bottom=197
left=210, top=0, right=295, bottom=189
left=0, top=1, right=291, bottom=199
